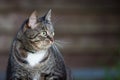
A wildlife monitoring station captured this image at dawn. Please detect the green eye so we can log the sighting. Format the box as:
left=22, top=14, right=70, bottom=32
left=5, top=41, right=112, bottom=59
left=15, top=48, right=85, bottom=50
left=40, top=31, right=47, bottom=37
left=52, top=32, right=55, bottom=36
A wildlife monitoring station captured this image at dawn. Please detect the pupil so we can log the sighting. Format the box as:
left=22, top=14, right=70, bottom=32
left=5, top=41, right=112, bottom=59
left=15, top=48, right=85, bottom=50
left=43, top=32, right=46, bottom=35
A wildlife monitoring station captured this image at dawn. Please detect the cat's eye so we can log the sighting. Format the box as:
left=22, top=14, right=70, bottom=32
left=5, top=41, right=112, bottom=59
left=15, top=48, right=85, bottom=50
left=40, top=31, right=47, bottom=37
left=52, top=32, right=55, bottom=36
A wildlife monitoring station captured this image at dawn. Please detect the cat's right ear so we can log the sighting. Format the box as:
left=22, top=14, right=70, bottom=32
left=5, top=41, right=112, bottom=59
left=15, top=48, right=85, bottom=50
left=28, top=11, right=38, bottom=29
left=45, top=9, right=51, bottom=21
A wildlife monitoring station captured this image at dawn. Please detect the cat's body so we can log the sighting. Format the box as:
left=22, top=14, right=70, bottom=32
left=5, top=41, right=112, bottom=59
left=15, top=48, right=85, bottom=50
left=6, top=10, right=71, bottom=80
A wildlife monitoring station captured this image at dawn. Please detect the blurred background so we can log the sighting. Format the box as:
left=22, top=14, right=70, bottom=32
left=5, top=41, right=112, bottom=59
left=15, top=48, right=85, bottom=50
left=0, top=0, right=120, bottom=80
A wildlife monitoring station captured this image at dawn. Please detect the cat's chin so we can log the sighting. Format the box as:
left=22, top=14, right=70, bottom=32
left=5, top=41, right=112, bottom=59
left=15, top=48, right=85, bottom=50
left=38, top=45, right=52, bottom=50
left=39, top=40, right=53, bottom=46
left=35, top=43, right=52, bottom=51
left=30, top=40, right=53, bottom=51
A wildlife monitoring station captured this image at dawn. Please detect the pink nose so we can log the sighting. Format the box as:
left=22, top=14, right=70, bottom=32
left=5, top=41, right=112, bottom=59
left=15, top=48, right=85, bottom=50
left=47, top=36, right=54, bottom=42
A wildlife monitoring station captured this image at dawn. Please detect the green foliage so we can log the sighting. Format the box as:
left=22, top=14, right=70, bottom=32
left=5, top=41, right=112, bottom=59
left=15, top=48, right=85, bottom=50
left=104, top=45, right=120, bottom=80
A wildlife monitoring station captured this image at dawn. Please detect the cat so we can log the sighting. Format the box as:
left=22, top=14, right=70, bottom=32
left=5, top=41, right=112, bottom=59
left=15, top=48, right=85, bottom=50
left=6, top=9, right=72, bottom=80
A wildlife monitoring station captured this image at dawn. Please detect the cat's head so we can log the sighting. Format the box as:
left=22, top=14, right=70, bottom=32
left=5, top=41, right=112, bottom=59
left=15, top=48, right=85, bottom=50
left=19, top=10, right=55, bottom=51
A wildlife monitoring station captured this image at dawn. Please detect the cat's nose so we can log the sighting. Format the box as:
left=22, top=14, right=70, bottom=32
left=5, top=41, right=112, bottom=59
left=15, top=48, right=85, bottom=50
left=47, top=36, right=54, bottom=42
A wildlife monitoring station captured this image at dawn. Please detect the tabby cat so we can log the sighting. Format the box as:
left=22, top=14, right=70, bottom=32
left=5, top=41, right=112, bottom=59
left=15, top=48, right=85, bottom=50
left=6, top=10, right=72, bottom=80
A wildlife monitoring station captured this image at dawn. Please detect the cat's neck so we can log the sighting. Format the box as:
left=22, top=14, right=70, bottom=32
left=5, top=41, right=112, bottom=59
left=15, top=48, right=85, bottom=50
left=26, top=50, right=47, bottom=67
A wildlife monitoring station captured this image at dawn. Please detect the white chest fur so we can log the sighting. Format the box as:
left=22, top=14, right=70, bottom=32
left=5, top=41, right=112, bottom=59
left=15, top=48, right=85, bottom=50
left=26, top=50, right=47, bottom=67
left=33, top=73, right=40, bottom=80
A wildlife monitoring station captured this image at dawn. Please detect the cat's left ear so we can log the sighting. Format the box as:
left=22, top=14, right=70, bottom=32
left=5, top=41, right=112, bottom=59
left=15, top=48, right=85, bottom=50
left=45, top=9, right=51, bottom=21
left=28, top=11, right=38, bottom=29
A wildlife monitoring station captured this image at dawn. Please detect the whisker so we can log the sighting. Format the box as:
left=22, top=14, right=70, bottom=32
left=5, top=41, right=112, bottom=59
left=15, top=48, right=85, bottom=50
left=53, top=40, right=71, bottom=48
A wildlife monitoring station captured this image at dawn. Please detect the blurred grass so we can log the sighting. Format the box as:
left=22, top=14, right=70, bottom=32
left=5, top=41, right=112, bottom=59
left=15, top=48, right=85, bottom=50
left=104, top=45, right=120, bottom=80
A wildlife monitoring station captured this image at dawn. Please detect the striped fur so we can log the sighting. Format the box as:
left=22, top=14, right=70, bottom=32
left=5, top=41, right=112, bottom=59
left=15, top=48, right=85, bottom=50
left=6, top=10, right=72, bottom=80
